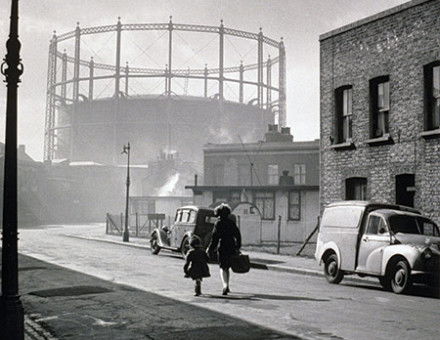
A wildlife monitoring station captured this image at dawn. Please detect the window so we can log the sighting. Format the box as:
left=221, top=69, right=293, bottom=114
left=335, top=86, right=353, bottom=143
left=424, top=62, right=440, bottom=131
left=366, top=215, right=381, bottom=234
left=288, top=191, right=301, bottom=220
left=254, top=191, right=275, bottom=220
left=175, top=210, right=182, bottom=222
left=370, top=76, right=390, bottom=138
left=267, top=164, right=279, bottom=185
left=420, top=219, right=439, bottom=237
left=345, top=177, right=367, bottom=200
left=188, top=210, right=197, bottom=223
left=181, top=210, right=190, bottom=222
left=366, top=215, right=387, bottom=235
left=294, top=164, right=306, bottom=185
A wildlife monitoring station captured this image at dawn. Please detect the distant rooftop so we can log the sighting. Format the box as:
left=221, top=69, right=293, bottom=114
left=205, top=124, right=319, bottom=153
left=204, top=139, right=319, bottom=153
left=319, top=0, right=431, bottom=41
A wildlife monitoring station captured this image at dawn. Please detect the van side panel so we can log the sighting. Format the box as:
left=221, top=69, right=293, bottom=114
left=319, top=206, right=364, bottom=271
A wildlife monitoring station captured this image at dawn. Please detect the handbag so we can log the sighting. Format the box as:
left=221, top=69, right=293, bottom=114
left=230, top=252, right=250, bottom=273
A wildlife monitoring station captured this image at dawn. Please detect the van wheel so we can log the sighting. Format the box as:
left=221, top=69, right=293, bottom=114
left=150, top=232, right=161, bottom=255
left=324, top=254, right=344, bottom=284
left=181, top=237, right=190, bottom=257
left=390, top=260, right=412, bottom=294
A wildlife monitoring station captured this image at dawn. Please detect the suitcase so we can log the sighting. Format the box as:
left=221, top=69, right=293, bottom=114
left=230, top=253, right=250, bottom=273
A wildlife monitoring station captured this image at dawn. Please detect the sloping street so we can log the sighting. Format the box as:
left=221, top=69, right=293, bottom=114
left=16, top=225, right=440, bottom=340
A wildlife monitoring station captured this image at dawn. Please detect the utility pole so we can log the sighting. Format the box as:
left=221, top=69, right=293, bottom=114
left=0, top=0, right=25, bottom=339
left=122, top=143, right=131, bottom=242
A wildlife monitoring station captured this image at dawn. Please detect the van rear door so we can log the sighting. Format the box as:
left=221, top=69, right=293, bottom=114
left=320, top=206, right=364, bottom=271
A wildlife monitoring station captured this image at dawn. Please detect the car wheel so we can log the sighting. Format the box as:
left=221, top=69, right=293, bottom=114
left=378, top=276, right=391, bottom=291
left=390, top=260, right=412, bottom=294
left=150, top=232, right=161, bottom=255
left=181, top=237, right=190, bottom=257
left=324, top=254, right=344, bottom=284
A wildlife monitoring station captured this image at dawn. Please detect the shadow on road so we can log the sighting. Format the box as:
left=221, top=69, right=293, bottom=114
left=14, top=253, right=303, bottom=340
left=252, top=293, right=329, bottom=302
left=203, top=293, right=258, bottom=301
left=343, top=282, right=440, bottom=299
left=202, top=293, right=329, bottom=302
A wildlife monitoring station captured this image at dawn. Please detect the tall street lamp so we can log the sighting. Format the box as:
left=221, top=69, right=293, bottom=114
left=0, top=0, right=25, bottom=339
left=122, top=142, right=130, bottom=242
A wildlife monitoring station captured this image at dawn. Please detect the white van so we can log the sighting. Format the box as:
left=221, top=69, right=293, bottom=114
left=315, top=201, right=440, bottom=294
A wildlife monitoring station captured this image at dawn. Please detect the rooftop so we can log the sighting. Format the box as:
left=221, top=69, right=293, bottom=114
left=319, top=0, right=431, bottom=41
left=204, top=139, right=320, bottom=153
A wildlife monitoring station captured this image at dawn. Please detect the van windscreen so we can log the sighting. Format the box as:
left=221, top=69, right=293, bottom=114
left=321, top=206, right=364, bottom=228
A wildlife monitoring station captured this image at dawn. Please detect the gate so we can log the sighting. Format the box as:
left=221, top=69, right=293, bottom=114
left=106, top=212, right=166, bottom=238
left=106, top=213, right=123, bottom=236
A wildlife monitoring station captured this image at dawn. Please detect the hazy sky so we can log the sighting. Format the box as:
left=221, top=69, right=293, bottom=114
left=0, top=0, right=407, bottom=161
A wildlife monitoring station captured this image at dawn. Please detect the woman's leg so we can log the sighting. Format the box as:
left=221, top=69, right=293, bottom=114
left=220, top=268, right=229, bottom=289
left=220, top=268, right=230, bottom=295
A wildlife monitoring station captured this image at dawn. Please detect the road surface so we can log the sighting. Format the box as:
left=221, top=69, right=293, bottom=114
left=18, top=225, right=440, bottom=340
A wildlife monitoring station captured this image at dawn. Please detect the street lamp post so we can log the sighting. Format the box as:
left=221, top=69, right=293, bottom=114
left=0, top=0, right=25, bottom=339
left=122, top=143, right=130, bottom=242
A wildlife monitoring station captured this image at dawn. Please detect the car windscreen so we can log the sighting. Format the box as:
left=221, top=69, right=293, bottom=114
left=389, top=215, right=439, bottom=235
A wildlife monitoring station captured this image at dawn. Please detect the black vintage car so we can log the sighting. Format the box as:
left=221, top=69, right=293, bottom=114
left=150, top=206, right=217, bottom=257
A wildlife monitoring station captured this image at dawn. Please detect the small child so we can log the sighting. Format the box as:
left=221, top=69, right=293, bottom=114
left=183, top=235, right=210, bottom=296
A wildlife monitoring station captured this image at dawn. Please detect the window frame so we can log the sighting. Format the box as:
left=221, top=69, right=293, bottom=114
left=369, top=76, right=390, bottom=138
left=253, top=190, right=275, bottom=220
left=267, top=164, right=279, bottom=185
left=335, top=85, right=353, bottom=143
left=345, top=177, right=368, bottom=200
left=293, top=164, right=306, bottom=185
left=288, top=191, right=301, bottom=221
left=424, top=61, right=440, bottom=131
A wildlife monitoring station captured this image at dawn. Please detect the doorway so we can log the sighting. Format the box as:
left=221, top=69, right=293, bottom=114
left=395, top=174, right=415, bottom=207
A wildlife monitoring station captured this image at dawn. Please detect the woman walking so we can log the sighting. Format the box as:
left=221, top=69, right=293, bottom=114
left=207, top=203, right=242, bottom=295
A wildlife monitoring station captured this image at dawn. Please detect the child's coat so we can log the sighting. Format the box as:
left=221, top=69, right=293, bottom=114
left=184, top=248, right=210, bottom=280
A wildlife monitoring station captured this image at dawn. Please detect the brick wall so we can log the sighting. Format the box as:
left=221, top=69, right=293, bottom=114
left=320, top=0, right=440, bottom=224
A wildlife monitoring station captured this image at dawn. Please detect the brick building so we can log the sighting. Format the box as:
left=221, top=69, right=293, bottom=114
left=186, top=126, right=320, bottom=244
left=320, top=0, right=440, bottom=223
